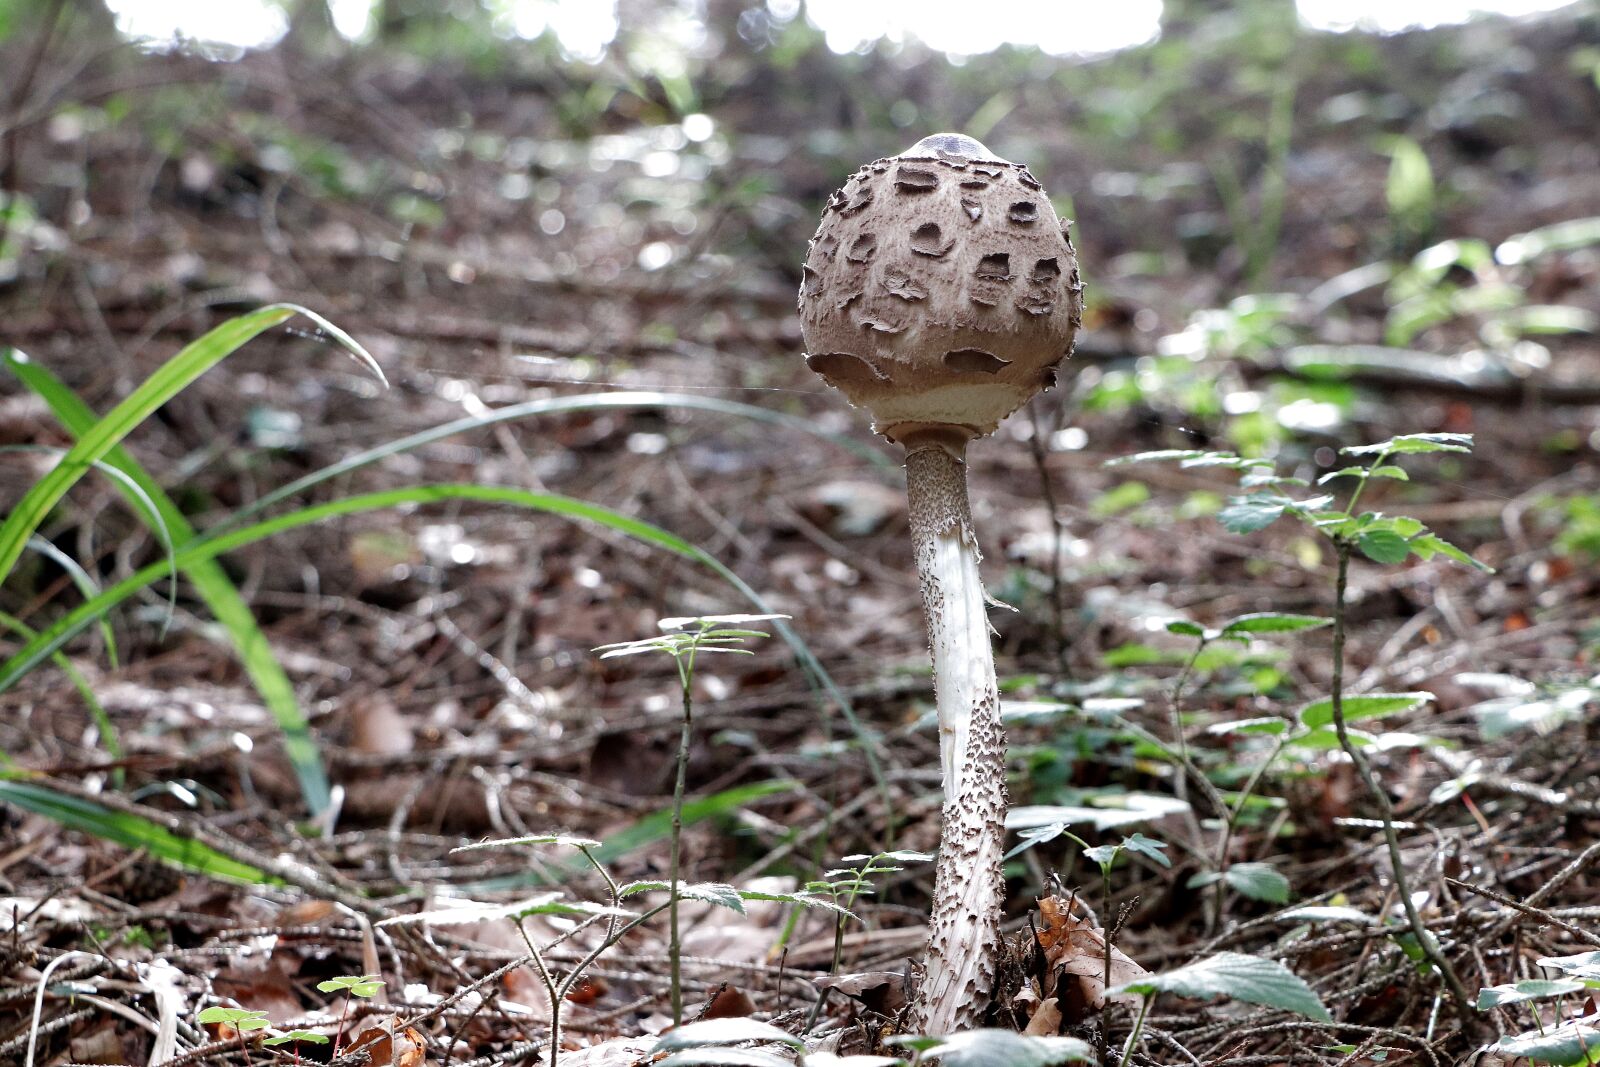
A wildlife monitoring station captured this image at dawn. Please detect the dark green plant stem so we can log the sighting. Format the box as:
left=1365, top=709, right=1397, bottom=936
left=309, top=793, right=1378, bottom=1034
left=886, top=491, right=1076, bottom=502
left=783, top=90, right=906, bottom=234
left=1327, top=543, right=1475, bottom=1020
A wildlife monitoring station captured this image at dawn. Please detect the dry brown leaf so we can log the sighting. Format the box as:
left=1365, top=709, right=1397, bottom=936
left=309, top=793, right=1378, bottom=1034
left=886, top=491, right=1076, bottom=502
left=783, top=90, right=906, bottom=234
left=813, top=971, right=907, bottom=1017
left=1035, top=895, right=1147, bottom=1013
left=347, top=1015, right=427, bottom=1067
left=1024, top=996, right=1063, bottom=1036
left=700, top=983, right=756, bottom=1019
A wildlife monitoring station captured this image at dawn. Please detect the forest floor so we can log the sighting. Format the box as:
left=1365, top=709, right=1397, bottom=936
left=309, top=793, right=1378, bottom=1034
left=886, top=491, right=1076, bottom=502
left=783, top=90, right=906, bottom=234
left=2, top=5, right=1600, bottom=1066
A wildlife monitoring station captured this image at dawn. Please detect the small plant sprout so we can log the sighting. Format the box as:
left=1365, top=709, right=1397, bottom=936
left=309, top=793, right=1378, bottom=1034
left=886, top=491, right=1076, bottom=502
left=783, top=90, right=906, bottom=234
left=1112, top=433, right=1492, bottom=1019
left=197, top=1006, right=271, bottom=1066
left=593, top=612, right=786, bottom=1026
left=315, top=974, right=383, bottom=1055
left=800, top=133, right=1082, bottom=1032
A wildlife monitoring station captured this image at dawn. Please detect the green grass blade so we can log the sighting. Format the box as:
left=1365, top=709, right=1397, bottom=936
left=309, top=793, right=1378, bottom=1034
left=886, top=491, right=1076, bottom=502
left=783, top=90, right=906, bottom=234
left=0, top=305, right=382, bottom=591
left=2, top=484, right=748, bottom=688
left=0, top=779, right=276, bottom=884
left=4, top=347, right=333, bottom=814
left=0, top=610, right=122, bottom=767
left=217, top=390, right=894, bottom=535
left=22, top=535, right=121, bottom=669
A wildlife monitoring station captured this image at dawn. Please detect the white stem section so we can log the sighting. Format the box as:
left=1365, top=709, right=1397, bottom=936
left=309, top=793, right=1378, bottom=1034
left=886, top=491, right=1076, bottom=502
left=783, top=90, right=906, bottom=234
left=903, top=437, right=1008, bottom=1036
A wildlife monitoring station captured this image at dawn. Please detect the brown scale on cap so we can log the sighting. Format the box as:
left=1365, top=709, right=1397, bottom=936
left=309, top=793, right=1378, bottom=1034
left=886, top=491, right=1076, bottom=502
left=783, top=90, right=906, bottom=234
left=798, top=133, right=1083, bottom=444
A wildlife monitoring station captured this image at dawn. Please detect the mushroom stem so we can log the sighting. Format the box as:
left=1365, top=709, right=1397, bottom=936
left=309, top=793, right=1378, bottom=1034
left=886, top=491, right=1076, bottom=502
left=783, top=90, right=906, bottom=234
left=902, top=431, right=1008, bottom=1035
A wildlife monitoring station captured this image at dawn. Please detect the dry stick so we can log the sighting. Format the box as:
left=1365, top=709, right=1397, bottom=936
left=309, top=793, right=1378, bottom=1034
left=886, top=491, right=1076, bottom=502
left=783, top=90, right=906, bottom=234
left=1327, top=546, right=1476, bottom=1024
left=1446, top=877, right=1600, bottom=947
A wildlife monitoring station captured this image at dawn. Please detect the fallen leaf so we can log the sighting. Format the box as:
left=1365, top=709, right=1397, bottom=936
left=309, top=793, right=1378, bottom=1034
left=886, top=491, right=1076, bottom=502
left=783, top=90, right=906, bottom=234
left=1034, top=896, right=1148, bottom=1016
left=347, top=1015, right=427, bottom=1067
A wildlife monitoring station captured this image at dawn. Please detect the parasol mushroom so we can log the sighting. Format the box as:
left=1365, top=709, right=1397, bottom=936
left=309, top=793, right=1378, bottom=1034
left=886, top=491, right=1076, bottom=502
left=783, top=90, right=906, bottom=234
left=798, top=133, right=1082, bottom=1034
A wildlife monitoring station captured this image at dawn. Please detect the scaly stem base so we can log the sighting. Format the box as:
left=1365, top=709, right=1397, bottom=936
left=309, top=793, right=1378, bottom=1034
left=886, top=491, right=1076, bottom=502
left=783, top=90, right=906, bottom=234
left=902, top=436, right=1008, bottom=1035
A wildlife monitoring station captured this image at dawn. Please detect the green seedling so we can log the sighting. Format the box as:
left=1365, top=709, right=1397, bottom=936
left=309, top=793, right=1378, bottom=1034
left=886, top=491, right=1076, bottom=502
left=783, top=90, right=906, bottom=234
left=315, top=974, right=383, bottom=1055
left=595, top=612, right=785, bottom=1025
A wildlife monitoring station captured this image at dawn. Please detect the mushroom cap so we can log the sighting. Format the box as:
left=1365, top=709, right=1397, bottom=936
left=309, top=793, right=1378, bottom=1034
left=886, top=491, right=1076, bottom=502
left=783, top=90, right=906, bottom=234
left=798, top=132, right=1082, bottom=443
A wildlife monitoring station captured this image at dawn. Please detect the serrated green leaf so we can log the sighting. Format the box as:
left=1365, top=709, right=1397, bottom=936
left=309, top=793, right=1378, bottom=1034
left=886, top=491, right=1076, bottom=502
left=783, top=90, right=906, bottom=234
left=618, top=881, right=745, bottom=914
left=1221, top=862, right=1291, bottom=903
left=1299, top=692, right=1431, bottom=729
left=1342, top=433, right=1473, bottom=456
left=1110, top=952, right=1330, bottom=1021
left=1410, top=534, right=1492, bottom=572
left=735, top=888, right=856, bottom=919
left=1358, top=528, right=1411, bottom=564
left=1219, top=495, right=1291, bottom=533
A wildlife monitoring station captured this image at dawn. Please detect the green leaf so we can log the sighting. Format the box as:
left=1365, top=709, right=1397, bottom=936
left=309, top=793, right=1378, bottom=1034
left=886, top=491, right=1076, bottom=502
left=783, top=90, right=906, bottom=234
left=1207, top=716, right=1289, bottom=737
left=1289, top=726, right=1374, bottom=749
left=654, top=1019, right=804, bottom=1052
left=1539, top=952, right=1600, bottom=977
left=1206, top=862, right=1291, bottom=903
left=734, top=888, right=856, bottom=919
left=618, top=881, right=746, bottom=915
left=1357, top=528, right=1411, bottom=564
left=1319, top=465, right=1409, bottom=484
left=1299, top=692, right=1431, bottom=729
left=0, top=780, right=275, bottom=884
left=198, top=1006, right=271, bottom=1030
left=1220, top=613, right=1331, bottom=636
left=1110, top=951, right=1330, bottom=1021
left=1496, top=1023, right=1600, bottom=1065
left=1165, top=620, right=1207, bottom=638
left=1477, top=979, right=1588, bottom=1009
left=262, top=1031, right=330, bottom=1046
left=1342, top=432, right=1473, bottom=456
left=1219, top=494, right=1291, bottom=534
left=1121, top=832, right=1172, bottom=868
left=315, top=975, right=384, bottom=997
left=902, top=1029, right=1094, bottom=1067
left=1410, top=534, right=1492, bottom=572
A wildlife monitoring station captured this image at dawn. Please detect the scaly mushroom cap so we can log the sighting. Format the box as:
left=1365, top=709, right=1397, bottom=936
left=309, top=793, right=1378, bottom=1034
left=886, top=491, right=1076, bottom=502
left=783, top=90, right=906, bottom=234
left=798, top=133, right=1083, bottom=443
